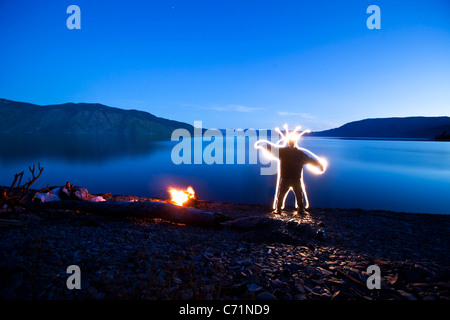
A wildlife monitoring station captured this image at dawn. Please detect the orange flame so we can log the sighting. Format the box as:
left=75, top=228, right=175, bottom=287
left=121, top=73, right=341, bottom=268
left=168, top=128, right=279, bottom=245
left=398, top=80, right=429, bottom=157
left=169, top=186, right=195, bottom=206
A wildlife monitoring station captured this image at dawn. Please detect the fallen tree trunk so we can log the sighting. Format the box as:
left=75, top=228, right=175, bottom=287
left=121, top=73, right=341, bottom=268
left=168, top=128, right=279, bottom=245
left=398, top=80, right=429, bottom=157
left=36, top=200, right=318, bottom=244
left=38, top=200, right=229, bottom=228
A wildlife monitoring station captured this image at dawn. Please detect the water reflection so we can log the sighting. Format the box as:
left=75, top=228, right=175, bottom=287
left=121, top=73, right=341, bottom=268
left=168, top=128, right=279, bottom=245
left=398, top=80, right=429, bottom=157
left=0, top=135, right=449, bottom=214
left=0, top=134, right=164, bottom=164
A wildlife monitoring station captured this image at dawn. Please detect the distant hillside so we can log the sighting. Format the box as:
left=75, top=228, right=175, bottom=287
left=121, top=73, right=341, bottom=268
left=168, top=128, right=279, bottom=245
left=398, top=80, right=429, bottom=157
left=312, top=117, right=450, bottom=140
left=0, top=98, right=193, bottom=140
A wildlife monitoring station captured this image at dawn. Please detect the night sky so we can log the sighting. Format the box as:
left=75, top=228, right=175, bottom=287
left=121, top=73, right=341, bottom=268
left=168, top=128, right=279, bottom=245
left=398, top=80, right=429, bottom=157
left=1, top=0, right=449, bottom=130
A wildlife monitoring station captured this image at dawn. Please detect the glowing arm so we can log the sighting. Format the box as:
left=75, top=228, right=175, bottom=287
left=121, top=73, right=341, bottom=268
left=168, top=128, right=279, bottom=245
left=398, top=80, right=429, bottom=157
left=298, top=147, right=327, bottom=174
left=254, top=139, right=280, bottom=160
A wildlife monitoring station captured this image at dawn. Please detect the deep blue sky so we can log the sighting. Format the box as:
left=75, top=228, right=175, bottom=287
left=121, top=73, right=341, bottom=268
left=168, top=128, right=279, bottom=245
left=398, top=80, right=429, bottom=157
left=0, top=0, right=449, bottom=130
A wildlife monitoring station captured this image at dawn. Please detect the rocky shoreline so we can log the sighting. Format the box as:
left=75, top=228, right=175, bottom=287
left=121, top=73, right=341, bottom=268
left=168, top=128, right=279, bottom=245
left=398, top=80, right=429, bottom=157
left=0, top=194, right=449, bottom=301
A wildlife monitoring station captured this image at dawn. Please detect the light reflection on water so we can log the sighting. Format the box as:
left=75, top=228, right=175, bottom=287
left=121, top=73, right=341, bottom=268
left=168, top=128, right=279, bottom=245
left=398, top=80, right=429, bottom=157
left=0, top=134, right=449, bottom=214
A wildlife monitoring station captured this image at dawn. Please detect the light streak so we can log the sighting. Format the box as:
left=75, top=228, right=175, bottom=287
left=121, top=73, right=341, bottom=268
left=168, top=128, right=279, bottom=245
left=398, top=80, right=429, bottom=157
left=254, top=124, right=327, bottom=210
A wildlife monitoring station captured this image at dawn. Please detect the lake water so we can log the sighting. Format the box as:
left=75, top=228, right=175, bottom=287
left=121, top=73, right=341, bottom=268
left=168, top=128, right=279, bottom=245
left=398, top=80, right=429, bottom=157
left=1, top=134, right=449, bottom=214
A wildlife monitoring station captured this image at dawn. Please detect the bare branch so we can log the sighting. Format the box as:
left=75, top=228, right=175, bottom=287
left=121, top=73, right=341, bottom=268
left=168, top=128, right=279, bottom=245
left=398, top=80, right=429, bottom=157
left=10, top=172, right=24, bottom=190
left=2, top=163, right=45, bottom=209
left=19, top=163, right=44, bottom=202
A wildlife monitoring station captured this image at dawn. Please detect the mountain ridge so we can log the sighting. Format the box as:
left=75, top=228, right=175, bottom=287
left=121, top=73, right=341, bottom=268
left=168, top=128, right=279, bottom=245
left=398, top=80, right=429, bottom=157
left=1, top=98, right=449, bottom=140
left=311, top=116, right=450, bottom=140
left=0, top=98, right=193, bottom=140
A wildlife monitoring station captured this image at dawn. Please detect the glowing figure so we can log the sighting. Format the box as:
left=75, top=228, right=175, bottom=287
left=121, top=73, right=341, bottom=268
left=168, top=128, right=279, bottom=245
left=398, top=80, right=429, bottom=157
left=254, top=124, right=327, bottom=213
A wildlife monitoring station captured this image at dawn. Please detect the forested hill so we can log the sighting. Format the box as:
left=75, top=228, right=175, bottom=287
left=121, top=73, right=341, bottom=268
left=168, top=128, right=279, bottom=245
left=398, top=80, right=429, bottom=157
left=0, top=98, right=193, bottom=140
left=312, top=117, right=450, bottom=140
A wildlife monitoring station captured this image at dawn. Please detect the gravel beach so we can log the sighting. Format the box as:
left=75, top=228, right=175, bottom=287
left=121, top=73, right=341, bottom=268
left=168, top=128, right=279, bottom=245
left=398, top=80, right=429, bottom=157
left=0, top=194, right=449, bottom=301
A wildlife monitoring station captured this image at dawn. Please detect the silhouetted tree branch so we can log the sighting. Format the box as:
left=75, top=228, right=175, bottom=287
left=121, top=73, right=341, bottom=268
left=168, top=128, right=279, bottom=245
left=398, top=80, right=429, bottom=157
left=1, top=163, right=44, bottom=210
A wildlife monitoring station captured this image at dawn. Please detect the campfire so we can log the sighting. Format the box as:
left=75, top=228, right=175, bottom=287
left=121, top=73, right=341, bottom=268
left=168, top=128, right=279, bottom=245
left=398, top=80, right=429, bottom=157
left=168, top=186, right=196, bottom=206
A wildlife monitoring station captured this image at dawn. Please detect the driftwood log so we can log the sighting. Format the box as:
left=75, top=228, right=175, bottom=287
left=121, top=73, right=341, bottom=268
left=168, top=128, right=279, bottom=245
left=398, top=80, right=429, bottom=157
left=37, top=200, right=318, bottom=244
left=38, top=200, right=229, bottom=228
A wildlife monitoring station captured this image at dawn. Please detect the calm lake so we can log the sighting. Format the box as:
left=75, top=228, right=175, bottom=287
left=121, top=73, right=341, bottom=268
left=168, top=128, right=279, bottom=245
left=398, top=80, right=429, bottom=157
left=1, top=134, right=449, bottom=214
